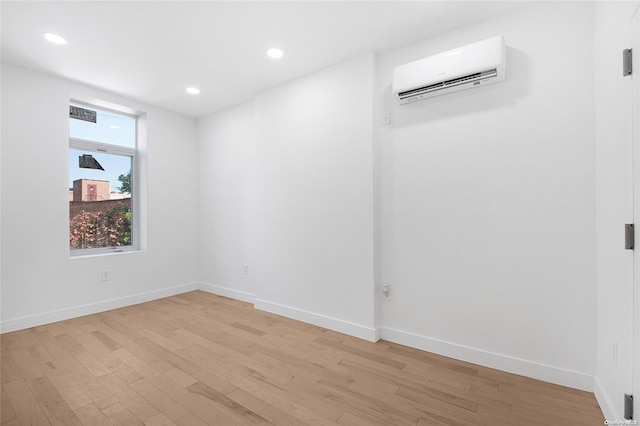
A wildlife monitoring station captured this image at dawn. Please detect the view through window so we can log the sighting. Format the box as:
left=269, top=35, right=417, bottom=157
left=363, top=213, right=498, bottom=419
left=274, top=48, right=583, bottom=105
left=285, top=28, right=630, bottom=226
left=69, top=102, right=138, bottom=254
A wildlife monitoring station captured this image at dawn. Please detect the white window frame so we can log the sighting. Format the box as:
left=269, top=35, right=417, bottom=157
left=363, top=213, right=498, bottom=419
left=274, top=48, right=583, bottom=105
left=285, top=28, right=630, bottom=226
left=69, top=100, right=143, bottom=257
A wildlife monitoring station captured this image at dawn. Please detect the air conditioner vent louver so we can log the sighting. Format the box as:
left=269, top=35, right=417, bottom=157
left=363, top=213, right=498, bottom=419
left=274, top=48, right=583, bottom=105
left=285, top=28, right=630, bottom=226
left=444, top=69, right=497, bottom=86
left=393, top=36, right=506, bottom=104
left=398, top=68, right=499, bottom=101
left=398, top=82, right=444, bottom=98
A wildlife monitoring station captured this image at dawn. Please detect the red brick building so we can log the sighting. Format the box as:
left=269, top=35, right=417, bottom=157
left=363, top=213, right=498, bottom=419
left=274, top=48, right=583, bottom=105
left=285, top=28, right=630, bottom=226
left=72, top=179, right=110, bottom=202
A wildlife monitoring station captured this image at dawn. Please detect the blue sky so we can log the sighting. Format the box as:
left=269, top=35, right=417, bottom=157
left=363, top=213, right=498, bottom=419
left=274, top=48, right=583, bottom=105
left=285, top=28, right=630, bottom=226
left=69, top=104, right=135, bottom=192
left=68, top=149, right=131, bottom=192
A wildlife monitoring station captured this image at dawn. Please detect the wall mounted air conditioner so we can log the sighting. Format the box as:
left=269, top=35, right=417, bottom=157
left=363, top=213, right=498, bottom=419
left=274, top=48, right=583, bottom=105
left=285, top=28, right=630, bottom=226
left=393, top=35, right=506, bottom=104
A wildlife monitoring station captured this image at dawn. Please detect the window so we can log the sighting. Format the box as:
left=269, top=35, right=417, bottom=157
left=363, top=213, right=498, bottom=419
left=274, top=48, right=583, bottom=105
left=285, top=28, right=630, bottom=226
left=69, top=101, right=142, bottom=256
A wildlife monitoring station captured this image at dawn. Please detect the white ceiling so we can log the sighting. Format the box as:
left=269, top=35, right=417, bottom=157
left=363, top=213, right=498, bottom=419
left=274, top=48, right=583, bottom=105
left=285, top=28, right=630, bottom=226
left=1, top=1, right=527, bottom=118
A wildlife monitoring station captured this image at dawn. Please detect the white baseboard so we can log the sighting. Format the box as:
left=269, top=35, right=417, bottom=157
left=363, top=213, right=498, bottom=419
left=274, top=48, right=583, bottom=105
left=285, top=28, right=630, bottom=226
left=254, top=298, right=379, bottom=342
left=197, top=282, right=256, bottom=304
left=381, top=326, right=595, bottom=392
left=197, top=282, right=381, bottom=342
left=0, top=281, right=601, bottom=401
left=593, top=377, right=617, bottom=422
left=373, top=325, right=382, bottom=341
left=0, top=282, right=199, bottom=334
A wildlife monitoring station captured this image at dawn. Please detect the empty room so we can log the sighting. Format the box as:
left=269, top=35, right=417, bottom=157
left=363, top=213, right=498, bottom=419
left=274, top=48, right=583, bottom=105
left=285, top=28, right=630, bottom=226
left=1, top=1, right=639, bottom=425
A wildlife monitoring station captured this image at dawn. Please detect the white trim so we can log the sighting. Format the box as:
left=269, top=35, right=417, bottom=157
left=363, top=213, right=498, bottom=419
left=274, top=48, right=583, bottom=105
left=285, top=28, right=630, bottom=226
left=633, top=5, right=640, bottom=421
left=0, top=282, right=199, bottom=334
left=69, top=247, right=144, bottom=259
left=594, top=377, right=617, bottom=423
left=70, top=96, right=141, bottom=118
left=69, top=97, right=143, bottom=256
left=381, top=326, right=595, bottom=392
left=198, top=282, right=256, bottom=304
left=0, top=280, right=598, bottom=397
left=373, top=326, right=382, bottom=342
left=69, top=138, right=136, bottom=156
left=254, top=298, right=379, bottom=342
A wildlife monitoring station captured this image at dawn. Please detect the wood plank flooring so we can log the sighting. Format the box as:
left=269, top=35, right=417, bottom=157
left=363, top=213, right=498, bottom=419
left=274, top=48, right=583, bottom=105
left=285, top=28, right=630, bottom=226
left=1, top=291, right=604, bottom=425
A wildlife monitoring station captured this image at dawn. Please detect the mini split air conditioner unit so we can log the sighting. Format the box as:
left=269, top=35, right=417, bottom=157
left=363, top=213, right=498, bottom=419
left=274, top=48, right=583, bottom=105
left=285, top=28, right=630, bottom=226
left=393, top=35, right=506, bottom=104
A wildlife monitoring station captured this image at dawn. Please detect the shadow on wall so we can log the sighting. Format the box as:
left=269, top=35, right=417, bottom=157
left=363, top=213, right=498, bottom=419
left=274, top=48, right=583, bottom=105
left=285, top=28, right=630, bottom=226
left=383, top=47, right=529, bottom=128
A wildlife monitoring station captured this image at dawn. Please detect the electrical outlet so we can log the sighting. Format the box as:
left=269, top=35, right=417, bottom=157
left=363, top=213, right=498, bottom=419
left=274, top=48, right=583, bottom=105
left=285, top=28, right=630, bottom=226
left=101, top=270, right=111, bottom=282
left=242, top=264, right=249, bottom=275
left=382, top=284, right=391, bottom=301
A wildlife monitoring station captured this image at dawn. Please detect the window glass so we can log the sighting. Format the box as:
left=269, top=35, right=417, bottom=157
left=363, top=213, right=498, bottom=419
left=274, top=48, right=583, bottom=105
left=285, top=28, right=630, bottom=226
left=69, top=149, right=132, bottom=194
left=69, top=149, right=133, bottom=250
left=69, top=103, right=136, bottom=148
left=69, top=100, right=139, bottom=255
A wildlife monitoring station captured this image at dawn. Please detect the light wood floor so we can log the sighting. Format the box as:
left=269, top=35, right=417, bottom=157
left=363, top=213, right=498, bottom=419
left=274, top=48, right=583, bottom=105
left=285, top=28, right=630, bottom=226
left=1, top=290, right=604, bottom=425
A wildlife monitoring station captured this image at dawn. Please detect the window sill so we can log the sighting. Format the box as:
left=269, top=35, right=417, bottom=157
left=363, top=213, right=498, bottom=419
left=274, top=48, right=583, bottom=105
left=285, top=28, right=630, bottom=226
left=70, top=247, right=145, bottom=259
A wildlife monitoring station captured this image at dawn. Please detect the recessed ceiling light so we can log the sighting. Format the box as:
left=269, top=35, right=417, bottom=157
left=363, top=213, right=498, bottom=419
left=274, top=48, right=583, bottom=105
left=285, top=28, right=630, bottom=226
left=186, top=87, right=200, bottom=95
left=267, top=48, right=284, bottom=59
left=43, top=32, right=67, bottom=45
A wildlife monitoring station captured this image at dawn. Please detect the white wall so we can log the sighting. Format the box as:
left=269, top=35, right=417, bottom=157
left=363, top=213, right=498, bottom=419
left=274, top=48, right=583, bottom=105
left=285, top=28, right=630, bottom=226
left=5, top=5, right=637, bottom=416
left=377, top=2, right=597, bottom=390
left=198, top=101, right=255, bottom=302
left=196, top=4, right=640, bottom=414
left=196, top=3, right=640, bottom=417
left=594, top=1, right=640, bottom=420
left=252, top=54, right=376, bottom=339
left=0, top=63, right=199, bottom=331
left=198, top=54, right=377, bottom=340
left=196, top=2, right=620, bottom=395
